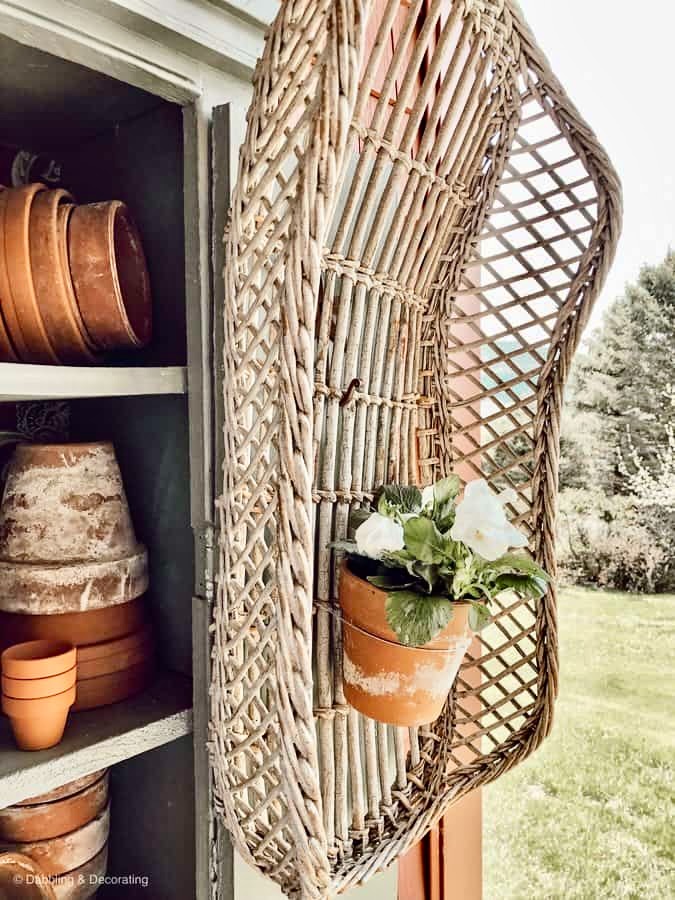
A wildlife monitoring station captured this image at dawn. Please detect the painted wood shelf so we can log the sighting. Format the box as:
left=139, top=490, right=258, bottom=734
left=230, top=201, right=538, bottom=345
left=0, top=363, right=188, bottom=402
left=0, top=670, right=193, bottom=809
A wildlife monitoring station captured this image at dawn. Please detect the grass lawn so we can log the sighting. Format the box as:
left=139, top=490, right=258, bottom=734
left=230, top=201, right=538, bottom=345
left=484, top=586, right=675, bottom=900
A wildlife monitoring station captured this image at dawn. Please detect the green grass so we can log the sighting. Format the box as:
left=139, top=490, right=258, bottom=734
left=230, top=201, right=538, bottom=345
left=484, top=586, right=675, bottom=900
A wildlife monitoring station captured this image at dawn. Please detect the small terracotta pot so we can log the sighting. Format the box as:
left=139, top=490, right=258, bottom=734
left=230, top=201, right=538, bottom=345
left=2, top=183, right=60, bottom=364
left=29, top=193, right=98, bottom=365
left=0, top=599, right=147, bottom=651
left=0, top=803, right=109, bottom=876
left=51, top=843, right=107, bottom=900
left=76, top=621, right=152, bottom=662
left=0, top=771, right=109, bottom=842
left=15, top=771, right=107, bottom=807
left=0, top=852, right=56, bottom=899
left=2, top=684, right=76, bottom=751
left=2, top=666, right=76, bottom=700
left=73, top=658, right=155, bottom=712
left=77, top=638, right=153, bottom=680
left=68, top=201, right=152, bottom=350
left=2, top=641, right=76, bottom=680
left=0, top=442, right=140, bottom=565
left=338, top=562, right=472, bottom=727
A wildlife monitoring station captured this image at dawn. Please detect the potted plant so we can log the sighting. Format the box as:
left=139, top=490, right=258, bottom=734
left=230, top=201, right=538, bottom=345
left=334, top=477, right=550, bottom=726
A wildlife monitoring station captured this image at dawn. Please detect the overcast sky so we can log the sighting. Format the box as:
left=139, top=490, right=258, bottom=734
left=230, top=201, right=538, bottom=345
left=519, top=1, right=674, bottom=328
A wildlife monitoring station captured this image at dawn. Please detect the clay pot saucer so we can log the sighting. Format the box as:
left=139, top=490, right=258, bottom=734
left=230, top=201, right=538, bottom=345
left=0, top=804, right=110, bottom=877
left=2, top=184, right=60, bottom=364
left=0, top=852, right=56, bottom=899
left=73, top=658, right=155, bottom=711
left=50, top=843, right=107, bottom=900
left=2, top=642, right=76, bottom=680
left=77, top=633, right=153, bottom=680
left=77, top=622, right=153, bottom=663
left=0, top=599, right=147, bottom=652
left=2, top=666, right=76, bottom=700
left=2, top=684, right=76, bottom=751
left=15, top=771, right=107, bottom=808
left=0, top=190, right=21, bottom=363
left=0, top=771, right=109, bottom=842
left=29, top=193, right=97, bottom=365
left=0, top=442, right=140, bottom=565
left=68, top=201, right=152, bottom=350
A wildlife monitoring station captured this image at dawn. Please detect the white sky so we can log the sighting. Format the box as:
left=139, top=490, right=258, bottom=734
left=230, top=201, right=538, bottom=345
left=519, top=0, right=675, bottom=328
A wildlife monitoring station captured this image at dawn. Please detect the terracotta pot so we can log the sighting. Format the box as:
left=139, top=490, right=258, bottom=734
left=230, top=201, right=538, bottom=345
left=73, top=658, right=155, bottom=712
left=2, top=685, right=75, bottom=751
left=2, top=641, right=76, bottom=680
left=2, top=184, right=60, bottom=364
left=50, top=843, right=107, bottom=900
left=0, top=599, right=147, bottom=651
left=77, top=638, right=153, bottom=680
left=29, top=193, right=98, bottom=365
left=0, top=188, right=35, bottom=362
left=0, top=852, right=56, bottom=899
left=2, top=666, right=76, bottom=700
left=68, top=201, right=152, bottom=350
left=76, top=622, right=152, bottom=662
left=0, top=803, right=109, bottom=877
left=338, top=562, right=472, bottom=727
left=15, top=771, right=107, bottom=808
left=0, top=443, right=140, bottom=564
left=0, top=772, right=108, bottom=843
left=0, top=548, right=149, bottom=615
left=0, top=187, right=19, bottom=363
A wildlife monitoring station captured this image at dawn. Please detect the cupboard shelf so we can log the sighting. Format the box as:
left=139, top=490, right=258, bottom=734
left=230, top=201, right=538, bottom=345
left=0, top=670, right=193, bottom=809
left=0, top=363, right=188, bottom=402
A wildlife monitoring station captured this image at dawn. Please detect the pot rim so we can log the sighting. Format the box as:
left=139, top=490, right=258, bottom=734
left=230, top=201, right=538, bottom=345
left=341, top=616, right=473, bottom=653
left=2, top=684, right=76, bottom=716
left=2, top=641, right=76, bottom=679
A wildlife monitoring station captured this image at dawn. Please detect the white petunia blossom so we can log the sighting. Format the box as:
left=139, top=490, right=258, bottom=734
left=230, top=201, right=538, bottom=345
left=355, top=512, right=405, bottom=559
left=421, top=485, right=435, bottom=508
left=450, top=478, right=528, bottom=561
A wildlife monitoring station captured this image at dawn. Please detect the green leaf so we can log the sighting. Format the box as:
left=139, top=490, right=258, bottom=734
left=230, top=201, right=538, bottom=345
left=385, top=591, right=454, bottom=647
left=330, top=539, right=358, bottom=553
left=433, top=476, right=461, bottom=504
left=489, top=553, right=550, bottom=581
left=377, top=485, right=422, bottom=515
left=468, top=602, right=491, bottom=631
left=367, top=573, right=416, bottom=590
left=403, top=516, right=447, bottom=563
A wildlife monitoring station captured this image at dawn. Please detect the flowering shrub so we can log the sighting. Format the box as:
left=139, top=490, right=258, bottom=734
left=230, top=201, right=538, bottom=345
left=335, top=477, right=550, bottom=646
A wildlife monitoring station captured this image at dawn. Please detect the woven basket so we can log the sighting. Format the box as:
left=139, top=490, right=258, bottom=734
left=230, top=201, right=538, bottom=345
left=210, top=1, right=622, bottom=896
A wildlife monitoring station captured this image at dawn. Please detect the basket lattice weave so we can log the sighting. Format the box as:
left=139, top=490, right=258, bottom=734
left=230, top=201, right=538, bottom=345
left=210, top=1, right=622, bottom=896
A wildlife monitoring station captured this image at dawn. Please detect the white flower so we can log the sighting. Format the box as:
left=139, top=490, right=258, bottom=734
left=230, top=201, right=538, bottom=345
left=450, top=478, right=528, bottom=561
left=421, top=485, right=435, bottom=508
left=355, top=512, right=405, bottom=559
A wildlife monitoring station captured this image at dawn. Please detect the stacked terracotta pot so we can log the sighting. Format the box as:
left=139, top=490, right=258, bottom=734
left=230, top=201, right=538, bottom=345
left=0, top=183, right=152, bottom=364
left=0, top=442, right=155, bottom=713
left=0, top=770, right=110, bottom=899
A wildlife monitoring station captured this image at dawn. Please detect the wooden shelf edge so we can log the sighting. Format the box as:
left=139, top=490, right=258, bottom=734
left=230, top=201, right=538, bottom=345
left=0, top=670, right=193, bottom=808
left=0, top=363, right=188, bottom=401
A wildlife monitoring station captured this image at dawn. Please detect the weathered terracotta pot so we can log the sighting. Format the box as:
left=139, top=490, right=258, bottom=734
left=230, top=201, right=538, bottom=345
left=0, top=443, right=140, bottom=564
left=2, top=183, right=60, bottom=364
left=73, top=658, right=155, bottom=712
left=0, top=804, right=109, bottom=876
left=29, top=193, right=98, bottom=365
left=51, top=843, right=107, bottom=900
left=2, top=684, right=76, bottom=751
left=15, top=771, right=107, bottom=808
left=0, top=598, right=147, bottom=651
left=68, top=201, right=152, bottom=350
left=2, top=641, right=76, bottom=680
left=0, top=852, right=56, bottom=899
left=2, top=666, right=76, bottom=700
left=339, top=562, right=473, bottom=727
left=0, top=771, right=109, bottom=842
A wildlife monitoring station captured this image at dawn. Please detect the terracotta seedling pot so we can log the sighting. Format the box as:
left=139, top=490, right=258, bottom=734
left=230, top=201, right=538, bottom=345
left=0, top=852, right=56, bottom=899
left=0, top=771, right=109, bottom=842
left=16, top=771, right=107, bottom=807
left=0, top=442, right=140, bottom=564
left=2, top=183, right=60, bottom=364
left=0, top=803, right=110, bottom=876
left=2, top=666, right=76, bottom=700
left=0, top=599, right=147, bottom=651
left=29, top=193, right=98, bottom=365
left=73, top=658, right=155, bottom=711
left=338, top=562, right=473, bottom=727
left=76, top=638, right=153, bottom=680
left=2, top=684, right=76, bottom=751
left=68, top=201, right=152, bottom=350
left=2, top=641, right=76, bottom=680
left=51, top=843, right=107, bottom=900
